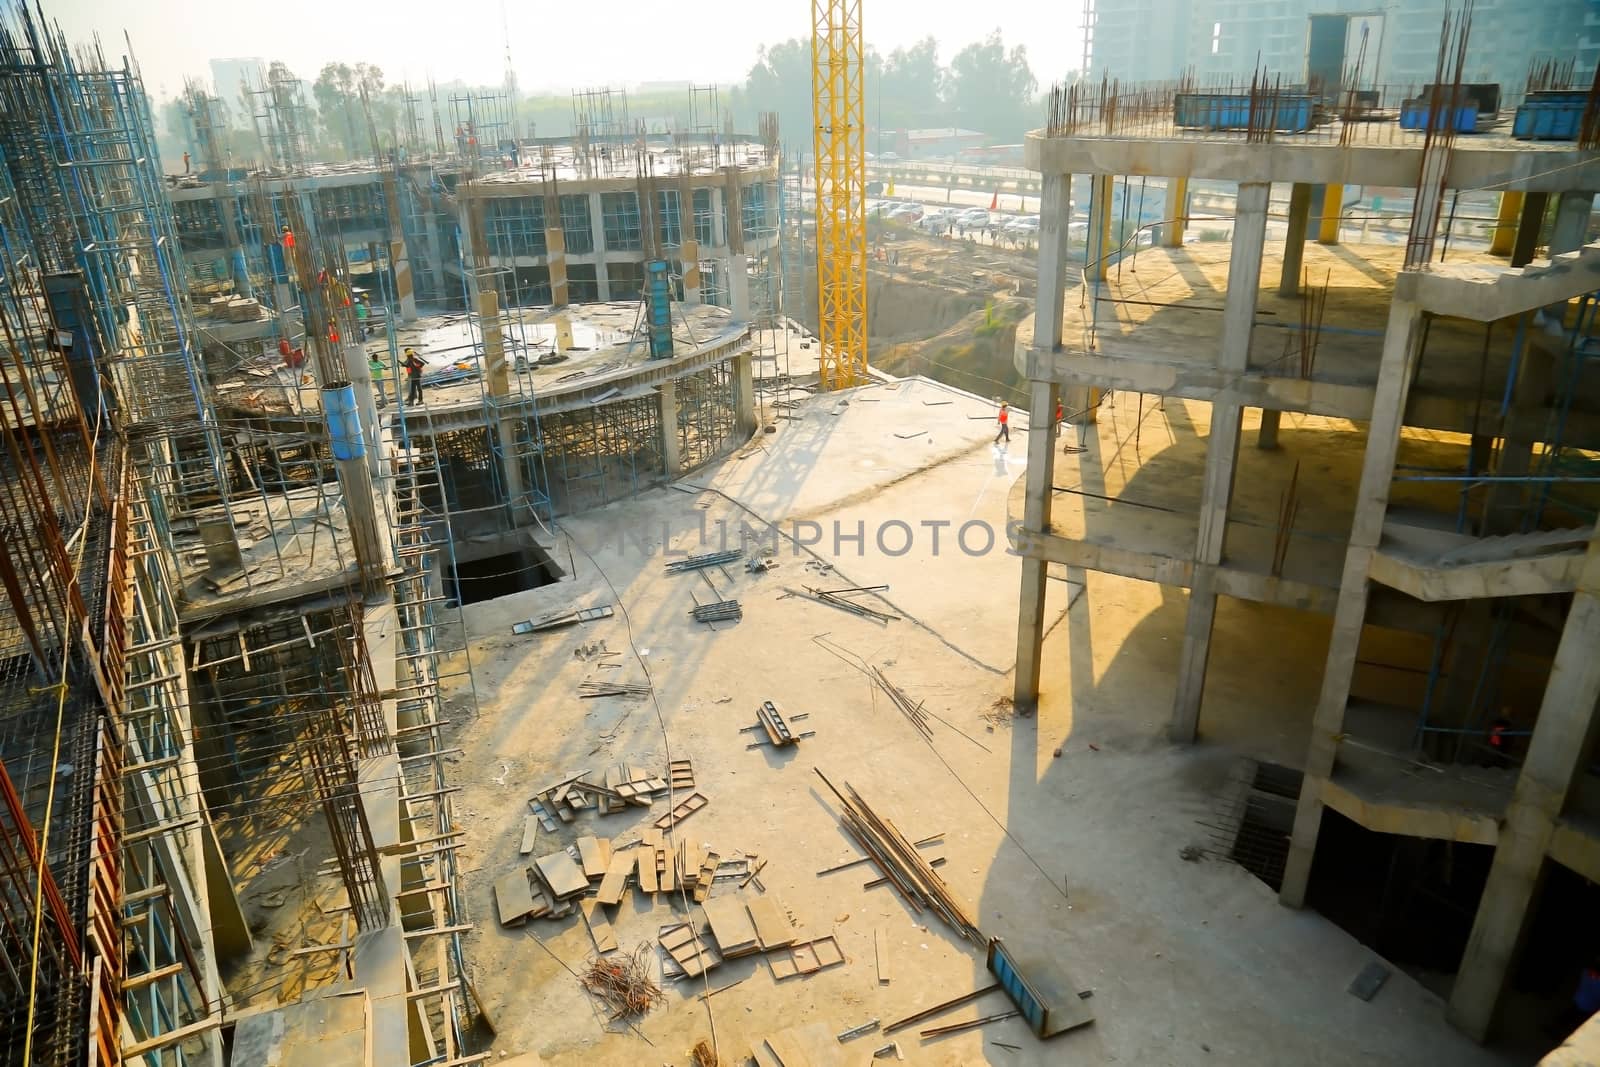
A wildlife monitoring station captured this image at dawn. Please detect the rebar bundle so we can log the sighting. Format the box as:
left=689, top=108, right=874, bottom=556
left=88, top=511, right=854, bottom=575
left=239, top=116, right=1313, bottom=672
left=664, top=549, right=744, bottom=573
left=580, top=943, right=664, bottom=1020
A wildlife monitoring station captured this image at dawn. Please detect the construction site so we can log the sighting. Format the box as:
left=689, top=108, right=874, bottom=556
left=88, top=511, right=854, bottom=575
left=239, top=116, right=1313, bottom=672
left=2, top=0, right=1600, bottom=1063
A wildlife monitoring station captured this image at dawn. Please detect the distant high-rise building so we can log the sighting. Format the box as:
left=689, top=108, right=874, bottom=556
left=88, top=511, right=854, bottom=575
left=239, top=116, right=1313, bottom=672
left=209, top=56, right=266, bottom=118
left=1089, top=0, right=1600, bottom=96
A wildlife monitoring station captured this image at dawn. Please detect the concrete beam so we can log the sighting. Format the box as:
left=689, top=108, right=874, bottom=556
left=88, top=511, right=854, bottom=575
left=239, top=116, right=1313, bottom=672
left=1395, top=242, right=1600, bottom=321
left=1321, top=776, right=1503, bottom=846
left=1368, top=543, right=1588, bottom=601
left=1449, top=531, right=1600, bottom=1041
left=1021, top=338, right=1600, bottom=451
left=1026, top=134, right=1600, bottom=194
left=1280, top=298, right=1425, bottom=908
left=1010, top=526, right=1339, bottom=612
left=1014, top=381, right=1061, bottom=709
left=1548, top=818, right=1600, bottom=886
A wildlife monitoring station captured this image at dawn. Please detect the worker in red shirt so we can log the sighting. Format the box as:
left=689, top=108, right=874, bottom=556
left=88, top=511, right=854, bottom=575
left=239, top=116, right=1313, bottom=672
left=994, top=402, right=1010, bottom=445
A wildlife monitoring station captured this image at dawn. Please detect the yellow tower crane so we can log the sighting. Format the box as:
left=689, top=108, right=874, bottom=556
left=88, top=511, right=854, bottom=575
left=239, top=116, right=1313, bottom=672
left=810, top=0, right=868, bottom=390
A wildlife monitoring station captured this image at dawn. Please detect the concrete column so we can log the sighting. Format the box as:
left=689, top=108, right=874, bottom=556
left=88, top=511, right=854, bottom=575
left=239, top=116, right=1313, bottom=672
left=1484, top=332, right=1555, bottom=534
left=1013, top=380, right=1062, bottom=709
left=589, top=190, right=606, bottom=258
left=1087, top=174, right=1114, bottom=281
left=1035, top=174, right=1073, bottom=353
left=595, top=258, right=611, bottom=302
left=1279, top=182, right=1313, bottom=297
left=1169, top=181, right=1269, bottom=742
left=546, top=222, right=569, bottom=305
left=1280, top=298, right=1425, bottom=907
left=478, top=289, right=526, bottom=517
left=710, top=187, right=727, bottom=248
left=723, top=170, right=746, bottom=255
left=728, top=252, right=750, bottom=321
left=1511, top=192, right=1550, bottom=268
left=658, top=379, right=681, bottom=478
left=732, top=348, right=756, bottom=434
left=1257, top=408, right=1282, bottom=450
left=1489, top=191, right=1525, bottom=257
left=1162, top=177, right=1188, bottom=248
left=1014, top=171, right=1074, bottom=709
left=389, top=239, right=417, bottom=321
left=340, top=341, right=383, bottom=479
left=680, top=237, right=702, bottom=304
left=1317, top=183, right=1343, bottom=245
left=1551, top=191, right=1593, bottom=255
left=1448, top=529, right=1600, bottom=1041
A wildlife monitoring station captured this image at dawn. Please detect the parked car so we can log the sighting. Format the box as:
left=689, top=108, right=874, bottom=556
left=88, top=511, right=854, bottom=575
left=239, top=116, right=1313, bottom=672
left=886, top=202, right=923, bottom=223
left=918, top=209, right=957, bottom=234
left=957, top=208, right=992, bottom=228
left=1004, top=215, right=1040, bottom=235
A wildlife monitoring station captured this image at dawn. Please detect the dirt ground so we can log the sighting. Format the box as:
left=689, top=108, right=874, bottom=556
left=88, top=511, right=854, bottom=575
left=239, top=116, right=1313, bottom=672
left=437, top=375, right=1515, bottom=1066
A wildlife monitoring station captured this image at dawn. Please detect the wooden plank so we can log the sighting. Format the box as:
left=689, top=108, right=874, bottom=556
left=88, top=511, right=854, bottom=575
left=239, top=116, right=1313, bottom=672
left=493, top=869, right=537, bottom=926
left=637, top=837, right=659, bottom=894
left=580, top=899, right=618, bottom=954
left=745, top=895, right=794, bottom=950
left=576, top=836, right=609, bottom=879
left=535, top=851, right=589, bottom=899
left=763, top=1032, right=814, bottom=1067
left=518, top=816, right=540, bottom=856
left=772, top=935, right=844, bottom=982
left=595, top=849, right=636, bottom=906
left=654, top=791, right=708, bottom=830
left=875, top=928, right=890, bottom=984
left=883, top=983, right=1003, bottom=1034
left=701, top=896, right=759, bottom=957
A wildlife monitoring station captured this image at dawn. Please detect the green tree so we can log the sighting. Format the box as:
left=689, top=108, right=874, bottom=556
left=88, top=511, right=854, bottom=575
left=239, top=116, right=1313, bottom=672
left=879, top=36, right=944, bottom=130
left=313, top=61, right=385, bottom=159
left=947, top=31, right=1038, bottom=140
left=735, top=39, right=813, bottom=151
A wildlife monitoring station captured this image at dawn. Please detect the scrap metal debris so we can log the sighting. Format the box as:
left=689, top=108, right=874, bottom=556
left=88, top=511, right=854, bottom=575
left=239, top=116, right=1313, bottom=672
left=579, top=943, right=664, bottom=1020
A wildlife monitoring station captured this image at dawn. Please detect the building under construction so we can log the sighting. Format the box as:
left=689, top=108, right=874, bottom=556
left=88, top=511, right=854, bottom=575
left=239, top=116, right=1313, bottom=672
left=1012, top=39, right=1600, bottom=1047
left=0, top=7, right=485, bottom=1064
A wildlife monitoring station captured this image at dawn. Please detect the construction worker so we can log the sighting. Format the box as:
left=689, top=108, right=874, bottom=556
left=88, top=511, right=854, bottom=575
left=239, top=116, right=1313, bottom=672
left=355, top=295, right=370, bottom=338
left=182, top=151, right=190, bottom=175
left=994, top=402, right=1010, bottom=445
left=280, top=225, right=294, bottom=251
left=369, top=352, right=388, bottom=408
left=403, top=347, right=426, bottom=405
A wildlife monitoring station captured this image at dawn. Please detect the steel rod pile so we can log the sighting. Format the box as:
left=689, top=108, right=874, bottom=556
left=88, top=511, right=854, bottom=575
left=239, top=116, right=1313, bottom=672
left=578, top=680, right=653, bottom=698
left=691, top=600, right=742, bottom=623
left=814, top=769, right=983, bottom=944
left=665, top=549, right=744, bottom=573
left=788, top=585, right=901, bottom=622
left=579, top=943, right=665, bottom=1020
left=869, top=667, right=933, bottom=740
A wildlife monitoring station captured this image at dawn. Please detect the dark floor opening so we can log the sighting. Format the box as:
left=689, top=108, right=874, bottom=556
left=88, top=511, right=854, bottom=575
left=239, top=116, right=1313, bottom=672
left=1307, top=809, right=1492, bottom=976
left=447, top=543, right=561, bottom=605
left=1230, top=761, right=1300, bottom=891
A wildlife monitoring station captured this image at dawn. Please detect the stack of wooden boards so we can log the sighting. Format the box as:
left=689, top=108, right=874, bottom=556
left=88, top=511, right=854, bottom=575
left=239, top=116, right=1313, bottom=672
left=661, top=889, right=845, bottom=985
left=497, top=828, right=759, bottom=937
left=527, top=763, right=692, bottom=832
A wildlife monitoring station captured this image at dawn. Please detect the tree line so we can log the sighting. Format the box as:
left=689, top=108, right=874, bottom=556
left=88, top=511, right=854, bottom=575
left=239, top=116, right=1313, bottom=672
left=155, top=29, right=1043, bottom=168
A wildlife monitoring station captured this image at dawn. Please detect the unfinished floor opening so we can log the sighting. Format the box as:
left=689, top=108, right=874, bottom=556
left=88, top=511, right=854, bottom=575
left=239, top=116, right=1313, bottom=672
left=447, top=542, right=563, bottom=605
left=1306, top=810, right=1492, bottom=982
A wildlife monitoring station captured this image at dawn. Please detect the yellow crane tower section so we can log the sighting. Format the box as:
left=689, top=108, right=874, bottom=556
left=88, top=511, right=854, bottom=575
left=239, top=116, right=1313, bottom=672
left=810, top=0, right=868, bottom=390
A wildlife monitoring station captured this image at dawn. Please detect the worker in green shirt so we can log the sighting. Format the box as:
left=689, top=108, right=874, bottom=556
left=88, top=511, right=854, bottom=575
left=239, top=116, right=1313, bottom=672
left=369, top=353, right=388, bottom=408
left=355, top=294, right=371, bottom=337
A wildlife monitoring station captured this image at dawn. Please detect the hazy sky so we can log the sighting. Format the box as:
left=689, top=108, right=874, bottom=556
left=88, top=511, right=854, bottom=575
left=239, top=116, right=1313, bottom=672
left=48, top=0, right=1083, bottom=102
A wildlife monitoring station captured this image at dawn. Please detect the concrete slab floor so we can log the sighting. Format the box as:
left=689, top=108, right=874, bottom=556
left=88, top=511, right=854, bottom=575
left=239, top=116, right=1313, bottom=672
left=439, top=375, right=1512, bottom=1066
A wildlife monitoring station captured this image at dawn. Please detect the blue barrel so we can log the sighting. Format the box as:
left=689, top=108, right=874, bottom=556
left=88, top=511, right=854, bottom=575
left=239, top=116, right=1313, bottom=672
left=323, top=382, right=365, bottom=460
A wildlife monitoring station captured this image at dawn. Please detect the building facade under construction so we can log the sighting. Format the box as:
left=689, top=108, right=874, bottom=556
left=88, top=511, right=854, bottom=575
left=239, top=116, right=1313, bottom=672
left=1012, top=54, right=1600, bottom=1043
